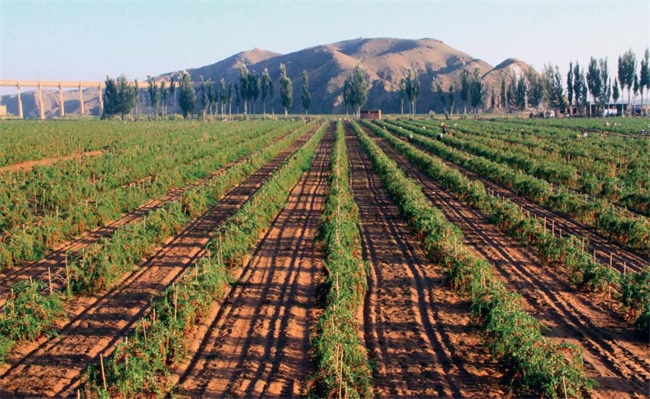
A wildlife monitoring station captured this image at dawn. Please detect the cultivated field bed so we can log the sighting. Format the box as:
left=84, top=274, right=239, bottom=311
left=0, top=118, right=647, bottom=398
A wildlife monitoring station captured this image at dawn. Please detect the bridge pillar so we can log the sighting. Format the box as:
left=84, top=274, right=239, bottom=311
left=98, top=84, right=103, bottom=116
left=37, top=83, right=44, bottom=120
left=59, top=82, right=65, bottom=117
left=79, top=83, right=84, bottom=116
left=17, top=83, right=23, bottom=119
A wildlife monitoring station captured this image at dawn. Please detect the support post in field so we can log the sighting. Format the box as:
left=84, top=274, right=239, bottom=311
left=79, top=83, right=85, bottom=116
left=59, top=82, right=65, bottom=118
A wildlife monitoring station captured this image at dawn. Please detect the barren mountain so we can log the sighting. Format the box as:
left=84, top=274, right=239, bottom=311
left=2, top=37, right=531, bottom=117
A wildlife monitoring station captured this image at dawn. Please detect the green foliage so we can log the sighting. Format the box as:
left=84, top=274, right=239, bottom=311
left=352, top=120, right=594, bottom=397
left=178, top=71, right=196, bottom=119
left=308, top=121, right=371, bottom=398
left=103, top=75, right=137, bottom=119
left=85, top=122, right=326, bottom=398
left=0, top=281, right=65, bottom=362
left=344, top=65, right=368, bottom=118
left=280, top=63, right=293, bottom=116
left=302, top=70, right=311, bottom=114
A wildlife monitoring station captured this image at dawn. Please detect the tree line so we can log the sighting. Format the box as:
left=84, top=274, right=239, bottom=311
left=103, top=63, right=315, bottom=119
left=102, top=47, right=649, bottom=119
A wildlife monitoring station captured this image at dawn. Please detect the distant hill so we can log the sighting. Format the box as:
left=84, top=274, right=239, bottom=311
left=2, top=37, right=535, bottom=117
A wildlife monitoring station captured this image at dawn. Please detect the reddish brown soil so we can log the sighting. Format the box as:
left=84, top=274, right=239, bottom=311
left=0, top=128, right=299, bottom=305
left=433, top=133, right=649, bottom=272
left=0, top=151, right=104, bottom=173
left=346, top=124, right=506, bottom=398
left=175, top=127, right=332, bottom=398
left=0, top=128, right=317, bottom=398
left=368, top=126, right=650, bottom=398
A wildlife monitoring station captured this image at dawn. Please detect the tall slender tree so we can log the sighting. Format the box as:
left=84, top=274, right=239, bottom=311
left=640, top=49, right=650, bottom=112
left=459, top=67, right=470, bottom=114
left=220, top=78, right=227, bottom=117
left=587, top=57, right=602, bottom=115
left=470, top=68, right=484, bottom=114
left=434, top=79, right=447, bottom=115
left=169, top=76, right=176, bottom=109
left=618, top=49, right=637, bottom=114
left=573, top=62, right=588, bottom=109
left=261, top=68, right=271, bottom=118
left=147, top=75, right=159, bottom=117
left=598, top=59, right=611, bottom=115
left=160, top=81, right=167, bottom=116
left=345, top=64, right=368, bottom=118
left=404, top=69, right=420, bottom=117
left=612, top=78, right=620, bottom=111
left=567, top=62, right=574, bottom=108
left=279, top=63, right=293, bottom=117
left=301, top=70, right=311, bottom=115
left=448, top=85, right=456, bottom=116
left=178, top=71, right=196, bottom=119
left=239, top=65, right=250, bottom=115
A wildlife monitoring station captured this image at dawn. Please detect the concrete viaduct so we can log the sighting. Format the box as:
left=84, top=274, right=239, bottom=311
left=0, top=80, right=105, bottom=119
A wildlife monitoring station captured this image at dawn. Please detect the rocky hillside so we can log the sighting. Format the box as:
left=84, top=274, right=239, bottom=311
left=2, top=37, right=536, bottom=117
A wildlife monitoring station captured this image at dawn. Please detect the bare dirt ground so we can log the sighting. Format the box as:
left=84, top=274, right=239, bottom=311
left=175, top=126, right=332, bottom=398
left=346, top=124, right=506, bottom=398
left=0, top=150, right=104, bottom=173
left=0, top=128, right=317, bottom=398
left=398, top=126, right=649, bottom=271
left=0, top=127, right=298, bottom=305
left=369, top=125, right=650, bottom=398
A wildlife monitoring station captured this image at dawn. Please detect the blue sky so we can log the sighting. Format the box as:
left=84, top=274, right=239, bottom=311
left=1, top=0, right=649, bottom=91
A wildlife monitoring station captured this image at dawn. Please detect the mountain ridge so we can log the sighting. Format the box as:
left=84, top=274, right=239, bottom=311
left=1, top=37, right=536, bottom=117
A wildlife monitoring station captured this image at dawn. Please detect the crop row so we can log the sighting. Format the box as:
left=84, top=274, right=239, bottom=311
left=0, top=123, right=313, bottom=363
left=0, top=122, right=297, bottom=269
left=352, top=121, right=593, bottom=397
left=379, top=120, right=650, bottom=251
left=424, top=120, right=649, bottom=215
left=307, top=121, right=371, bottom=398
left=83, top=122, right=327, bottom=398
left=362, top=120, right=650, bottom=333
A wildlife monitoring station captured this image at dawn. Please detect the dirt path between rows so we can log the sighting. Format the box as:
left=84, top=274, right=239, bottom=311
left=0, top=128, right=317, bottom=398
left=175, top=126, right=332, bottom=398
left=345, top=124, right=505, bottom=398
left=368, top=126, right=650, bottom=398
left=0, top=151, right=105, bottom=174
left=399, top=126, right=649, bottom=272
left=0, top=127, right=298, bottom=305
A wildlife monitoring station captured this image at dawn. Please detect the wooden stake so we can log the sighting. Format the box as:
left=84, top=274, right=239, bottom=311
left=552, top=220, right=555, bottom=236
left=562, top=375, right=568, bottom=399
left=100, top=353, right=107, bottom=390
left=623, top=262, right=627, bottom=276
left=593, top=249, right=597, bottom=263
left=174, top=285, right=178, bottom=321
left=142, top=322, right=147, bottom=344
left=65, top=254, right=71, bottom=297
left=152, top=308, right=156, bottom=324
left=48, top=267, right=53, bottom=294
left=609, top=253, right=613, bottom=269
left=543, top=217, right=547, bottom=233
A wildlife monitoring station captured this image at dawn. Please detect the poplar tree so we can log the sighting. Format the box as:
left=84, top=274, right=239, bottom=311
left=301, top=70, right=311, bottom=114
left=220, top=78, right=227, bottom=117
left=262, top=68, right=271, bottom=117
left=640, top=49, right=649, bottom=111
left=280, top=63, right=293, bottom=117
left=404, top=68, right=420, bottom=117
left=618, top=49, right=637, bottom=114
left=239, top=65, right=250, bottom=115
left=178, top=71, right=196, bottom=119
left=345, top=64, right=368, bottom=118
left=567, top=62, right=574, bottom=107
left=147, top=75, right=159, bottom=116
left=459, top=67, right=470, bottom=114
left=470, top=68, right=484, bottom=113
left=160, top=81, right=167, bottom=116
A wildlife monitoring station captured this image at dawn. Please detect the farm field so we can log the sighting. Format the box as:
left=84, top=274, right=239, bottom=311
left=0, top=118, right=648, bottom=398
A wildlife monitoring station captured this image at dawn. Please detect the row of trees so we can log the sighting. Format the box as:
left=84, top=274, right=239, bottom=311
left=103, top=47, right=649, bottom=119
left=103, top=63, right=314, bottom=119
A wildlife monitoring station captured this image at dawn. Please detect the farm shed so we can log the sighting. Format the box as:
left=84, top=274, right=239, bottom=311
left=360, top=109, right=382, bottom=120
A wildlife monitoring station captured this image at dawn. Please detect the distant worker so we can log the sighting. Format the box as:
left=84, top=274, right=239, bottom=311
left=441, top=122, right=447, bottom=135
